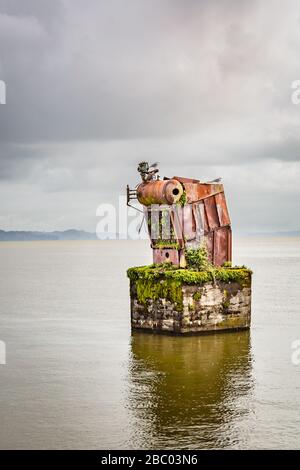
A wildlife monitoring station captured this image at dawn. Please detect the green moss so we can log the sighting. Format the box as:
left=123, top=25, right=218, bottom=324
left=217, top=316, right=248, bottom=329
left=214, top=267, right=252, bottom=288
left=222, top=261, right=232, bottom=268
left=222, top=289, right=230, bottom=310
left=152, top=240, right=180, bottom=250
left=193, top=291, right=202, bottom=301
left=127, top=265, right=252, bottom=289
left=185, top=243, right=212, bottom=271
left=178, top=191, right=187, bottom=206
left=135, top=277, right=183, bottom=311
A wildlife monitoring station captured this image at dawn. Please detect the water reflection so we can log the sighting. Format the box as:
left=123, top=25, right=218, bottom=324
left=126, top=331, right=254, bottom=449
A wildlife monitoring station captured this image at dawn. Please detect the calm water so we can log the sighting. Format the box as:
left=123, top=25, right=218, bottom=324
left=0, top=238, right=299, bottom=449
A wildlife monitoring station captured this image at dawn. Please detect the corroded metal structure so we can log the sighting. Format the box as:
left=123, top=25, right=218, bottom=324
left=127, top=163, right=232, bottom=267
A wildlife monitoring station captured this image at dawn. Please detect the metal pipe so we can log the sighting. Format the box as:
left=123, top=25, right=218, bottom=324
left=136, top=179, right=183, bottom=206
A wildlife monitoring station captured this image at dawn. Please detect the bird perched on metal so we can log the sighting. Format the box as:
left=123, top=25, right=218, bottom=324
left=149, top=162, right=158, bottom=169
left=206, top=177, right=222, bottom=183
left=137, top=161, right=159, bottom=182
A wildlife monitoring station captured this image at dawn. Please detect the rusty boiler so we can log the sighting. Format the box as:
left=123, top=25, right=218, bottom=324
left=127, top=162, right=232, bottom=268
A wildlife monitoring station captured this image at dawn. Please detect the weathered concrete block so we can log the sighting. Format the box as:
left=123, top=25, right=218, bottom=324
left=127, top=265, right=252, bottom=334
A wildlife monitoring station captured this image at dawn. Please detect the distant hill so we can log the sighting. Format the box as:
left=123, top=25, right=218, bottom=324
left=1, top=229, right=299, bottom=241
left=248, top=230, right=300, bottom=237
left=0, top=230, right=102, bottom=241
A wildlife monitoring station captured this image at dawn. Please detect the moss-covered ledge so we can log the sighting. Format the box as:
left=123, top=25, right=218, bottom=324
left=127, top=264, right=252, bottom=334
left=127, top=264, right=252, bottom=286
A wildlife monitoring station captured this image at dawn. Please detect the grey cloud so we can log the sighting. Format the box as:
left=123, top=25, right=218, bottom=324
left=0, top=0, right=300, bottom=231
left=0, top=0, right=299, bottom=144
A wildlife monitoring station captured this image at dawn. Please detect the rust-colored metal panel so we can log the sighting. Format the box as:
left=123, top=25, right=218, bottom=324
left=227, top=226, right=232, bottom=262
left=204, top=196, right=220, bottom=230
left=215, top=192, right=231, bottom=226
left=153, top=248, right=179, bottom=265
left=184, top=183, right=224, bottom=203
left=202, top=202, right=209, bottom=233
left=182, top=204, right=196, bottom=241
left=183, top=183, right=199, bottom=203
left=192, top=201, right=209, bottom=233
left=213, top=227, right=230, bottom=266
left=173, top=176, right=200, bottom=184
left=192, top=202, right=205, bottom=239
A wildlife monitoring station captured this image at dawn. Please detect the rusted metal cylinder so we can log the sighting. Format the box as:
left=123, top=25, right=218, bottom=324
left=137, top=179, right=183, bottom=206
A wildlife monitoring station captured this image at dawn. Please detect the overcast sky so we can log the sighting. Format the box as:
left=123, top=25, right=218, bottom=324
left=0, top=0, right=300, bottom=233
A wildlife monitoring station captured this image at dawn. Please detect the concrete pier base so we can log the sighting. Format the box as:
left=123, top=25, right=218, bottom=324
left=127, top=266, right=252, bottom=335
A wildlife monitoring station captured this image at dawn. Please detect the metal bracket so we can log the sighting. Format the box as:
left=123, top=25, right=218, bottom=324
left=126, top=185, right=144, bottom=213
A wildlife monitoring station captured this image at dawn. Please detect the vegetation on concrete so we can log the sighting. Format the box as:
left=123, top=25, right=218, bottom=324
left=222, top=261, right=232, bottom=268
left=135, top=277, right=183, bottom=311
left=185, top=244, right=211, bottom=271
left=192, top=291, right=202, bottom=301
left=127, top=241, right=251, bottom=308
left=152, top=240, right=180, bottom=249
left=128, top=265, right=251, bottom=285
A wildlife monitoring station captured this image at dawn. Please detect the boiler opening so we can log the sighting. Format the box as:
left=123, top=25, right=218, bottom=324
left=165, top=252, right=170, bottom=258
left=172, top=188, right=180, bottom=195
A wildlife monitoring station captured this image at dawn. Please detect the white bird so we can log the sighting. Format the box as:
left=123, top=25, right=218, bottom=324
left=149, top=162, right=159, bottom=170
left=206, top=177, right=222, bottom=183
